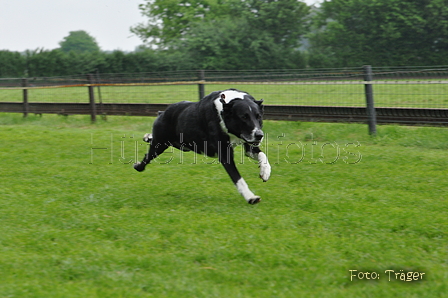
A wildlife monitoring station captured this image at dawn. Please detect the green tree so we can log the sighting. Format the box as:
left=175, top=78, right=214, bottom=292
left=24, top=49, right=104, bottom=77
left=131, top=0, right=229, bottom=46
left=131, top=0, right=310, bottom=69
left=25, top=49, right=62, bottom=76
left=176, top=18, right=306, bottom=69
left=0, top=51, right=26, bottom=77
left=308, top=0, right=448, bottom=67
left=237, top=0, right=310, bottom=48
left=133, top=0, right=310, bottom=48
left=59, top=30, right=101, bottom=53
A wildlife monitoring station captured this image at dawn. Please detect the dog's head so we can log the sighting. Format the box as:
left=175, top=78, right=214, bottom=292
left=216, top=89, right=264, bottom=146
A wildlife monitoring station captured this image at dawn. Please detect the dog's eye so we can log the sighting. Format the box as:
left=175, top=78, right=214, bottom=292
left=241, top=113, right=249, bottom=120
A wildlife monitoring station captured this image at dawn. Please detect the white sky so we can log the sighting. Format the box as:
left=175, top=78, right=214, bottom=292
left=0, top=0, right=322, bottom=53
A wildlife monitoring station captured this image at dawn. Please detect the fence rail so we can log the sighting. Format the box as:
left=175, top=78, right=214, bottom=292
left=1, top=66, right=448, bottom=131
left=1, top=103, right=447, bottom=126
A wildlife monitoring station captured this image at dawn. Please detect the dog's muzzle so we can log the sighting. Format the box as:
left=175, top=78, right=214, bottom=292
left=244, top=129, right=264, bottom=147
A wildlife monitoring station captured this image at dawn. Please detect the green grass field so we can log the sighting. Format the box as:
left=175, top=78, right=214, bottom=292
left=0, top=113, right=447, bottom=297
left=1, top=81, right=448, bottom=108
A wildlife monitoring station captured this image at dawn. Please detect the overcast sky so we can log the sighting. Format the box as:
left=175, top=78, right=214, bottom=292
left=1, top=0, right=322, bottom=53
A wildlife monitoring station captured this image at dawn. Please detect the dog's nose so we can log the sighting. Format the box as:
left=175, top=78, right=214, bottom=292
left=254, top=130, right=264, bottom=141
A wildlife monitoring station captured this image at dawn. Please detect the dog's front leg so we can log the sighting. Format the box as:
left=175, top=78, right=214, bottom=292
left=244, top=144, right=271, bottom=182
left=219, top=145, right=261, bottom=205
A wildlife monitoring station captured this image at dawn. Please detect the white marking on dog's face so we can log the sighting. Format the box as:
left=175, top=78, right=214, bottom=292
left=214, top=90, right=248, bottom=114
left=236, top=178, right=256, bottom=202
left=221, top=90, right=248, bottom=103
left=242, top=127, right=264, bottom=145
left=214, top=90, right=248, bottom=133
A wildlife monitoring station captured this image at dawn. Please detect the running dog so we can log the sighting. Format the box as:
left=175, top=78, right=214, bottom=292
left=134, top=89, right=271, bottom=204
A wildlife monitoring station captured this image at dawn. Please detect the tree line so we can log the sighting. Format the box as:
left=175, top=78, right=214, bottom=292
left=1, top=0, right=447, bottom=78
left=0, top=48, right=197, bottom=78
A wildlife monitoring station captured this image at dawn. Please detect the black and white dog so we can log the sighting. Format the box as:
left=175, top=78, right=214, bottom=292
left=134, top=89, right=271, bottom=204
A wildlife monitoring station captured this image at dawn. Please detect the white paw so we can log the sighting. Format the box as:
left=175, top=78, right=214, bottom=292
left=143, top=133, right=153, bottom=143
left=258, top=152, right=271, bottom=182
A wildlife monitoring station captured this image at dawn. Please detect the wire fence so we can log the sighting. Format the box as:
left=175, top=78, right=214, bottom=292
left=1, top=65, right=447, bottom=108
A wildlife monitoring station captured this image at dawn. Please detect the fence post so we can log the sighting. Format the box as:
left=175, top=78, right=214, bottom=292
left=22, top=78, right=29, bottom=117
left=95, top=70, right=104, bottom=118
left=363, top=65, right=377, bottom=135
left=198, top=70, right=205, bottom=100
left=87, top=74, right=97, bottom=123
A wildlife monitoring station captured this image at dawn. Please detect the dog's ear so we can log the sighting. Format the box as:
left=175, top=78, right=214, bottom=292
left=220, top=93, right=233, bottom=114
left=219, top=93, right=226, bottom=106
left=256, top=99, right=264, bottom=112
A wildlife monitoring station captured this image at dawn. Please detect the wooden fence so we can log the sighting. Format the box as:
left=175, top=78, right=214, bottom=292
left=1, top=66, right=448, bottom=134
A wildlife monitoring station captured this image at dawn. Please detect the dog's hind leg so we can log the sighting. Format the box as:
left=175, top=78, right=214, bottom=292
left=134, top=139, right=169, bottom=172
left=220, top=145, right=261, bottom=205
left=244, top=144, right=271, bottom=182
